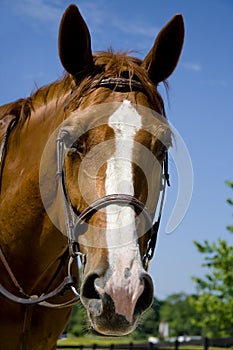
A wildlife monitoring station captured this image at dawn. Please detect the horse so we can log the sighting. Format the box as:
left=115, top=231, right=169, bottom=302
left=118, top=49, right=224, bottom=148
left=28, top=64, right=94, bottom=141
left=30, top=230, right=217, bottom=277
left=0, top=4, right=184, bottom=350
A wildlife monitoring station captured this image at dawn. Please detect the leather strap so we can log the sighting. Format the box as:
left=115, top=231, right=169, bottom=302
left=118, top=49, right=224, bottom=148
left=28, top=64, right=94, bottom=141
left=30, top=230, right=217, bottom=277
left=0, top=275, right=75, bottom=305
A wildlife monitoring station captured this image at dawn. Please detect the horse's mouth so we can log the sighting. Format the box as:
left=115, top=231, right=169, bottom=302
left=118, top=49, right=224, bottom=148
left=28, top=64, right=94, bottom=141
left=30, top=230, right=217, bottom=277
left=89, top=328, right=128, bottom=337
left=88, top=315, right=138, bottom=337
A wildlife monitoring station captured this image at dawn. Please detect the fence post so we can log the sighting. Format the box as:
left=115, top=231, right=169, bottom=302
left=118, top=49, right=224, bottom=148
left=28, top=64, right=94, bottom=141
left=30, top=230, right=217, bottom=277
left=174, top=339, right=179, bottom=350
left=149, top=341, right=154, bottom=350
left=204, top=337, right=209, bottom=350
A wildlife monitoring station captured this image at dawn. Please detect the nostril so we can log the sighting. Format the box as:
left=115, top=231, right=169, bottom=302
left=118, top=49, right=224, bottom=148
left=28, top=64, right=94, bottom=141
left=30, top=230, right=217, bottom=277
left=82, top=273, right=101, bottom=300
left=135, top=274, right=153, bottom=315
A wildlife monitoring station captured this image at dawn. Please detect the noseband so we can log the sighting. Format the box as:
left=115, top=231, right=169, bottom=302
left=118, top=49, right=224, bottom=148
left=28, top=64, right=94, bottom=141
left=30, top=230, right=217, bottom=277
left=0, top=77, right=169, bottom=307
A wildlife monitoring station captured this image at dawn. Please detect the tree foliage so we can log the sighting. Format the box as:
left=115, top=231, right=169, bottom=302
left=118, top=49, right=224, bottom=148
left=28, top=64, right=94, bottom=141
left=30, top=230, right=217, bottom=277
left=67, top=303, right=89, bottom=337
left=191, top=181, right=233, bottom=337
left=159, top=293, right=201, bottom=337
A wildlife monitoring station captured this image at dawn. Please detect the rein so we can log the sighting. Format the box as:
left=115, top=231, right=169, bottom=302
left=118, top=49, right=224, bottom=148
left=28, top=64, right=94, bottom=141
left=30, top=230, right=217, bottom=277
left=0, top=119, right=81, bottom=308
left=0, top=77, right=169, bottom=309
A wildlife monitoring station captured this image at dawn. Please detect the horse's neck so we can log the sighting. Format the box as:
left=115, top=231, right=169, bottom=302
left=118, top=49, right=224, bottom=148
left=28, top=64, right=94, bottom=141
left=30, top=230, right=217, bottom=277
left=0, top=97, right=69, bottom=292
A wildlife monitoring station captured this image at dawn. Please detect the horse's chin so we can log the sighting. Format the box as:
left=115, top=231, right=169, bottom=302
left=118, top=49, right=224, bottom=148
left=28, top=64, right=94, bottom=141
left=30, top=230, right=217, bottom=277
left=87, top=313, right=139, bottom=337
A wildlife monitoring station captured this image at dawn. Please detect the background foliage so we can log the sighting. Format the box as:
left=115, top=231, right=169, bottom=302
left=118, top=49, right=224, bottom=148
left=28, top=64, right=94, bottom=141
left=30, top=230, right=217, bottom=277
left=191, top=181, right=233, bottom=337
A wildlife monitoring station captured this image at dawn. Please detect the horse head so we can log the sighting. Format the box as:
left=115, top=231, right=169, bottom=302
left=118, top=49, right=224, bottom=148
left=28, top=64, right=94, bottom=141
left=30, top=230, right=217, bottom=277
left=56, top=5, right=184, bottom=336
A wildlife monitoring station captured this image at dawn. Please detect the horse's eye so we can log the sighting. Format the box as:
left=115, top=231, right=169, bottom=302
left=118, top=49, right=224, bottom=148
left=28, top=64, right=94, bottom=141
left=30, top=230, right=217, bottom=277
left=71, top=141, right=79, bottom=150
left=71, top=140, right=85, bottom=156
left=157, top=145, right=167, bottom=161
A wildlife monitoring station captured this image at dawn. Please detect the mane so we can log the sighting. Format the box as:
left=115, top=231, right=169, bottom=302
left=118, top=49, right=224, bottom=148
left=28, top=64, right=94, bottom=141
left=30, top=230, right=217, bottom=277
left=0, top=50, right=166, bottom=126
left=0, top=76, right=73, bottom=127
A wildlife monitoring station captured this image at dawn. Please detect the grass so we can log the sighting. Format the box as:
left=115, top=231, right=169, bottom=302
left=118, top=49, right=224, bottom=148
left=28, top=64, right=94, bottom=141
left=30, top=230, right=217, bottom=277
left=57, top=336, right=232, bottom=350
left=57, top=335, right=138, bottom=346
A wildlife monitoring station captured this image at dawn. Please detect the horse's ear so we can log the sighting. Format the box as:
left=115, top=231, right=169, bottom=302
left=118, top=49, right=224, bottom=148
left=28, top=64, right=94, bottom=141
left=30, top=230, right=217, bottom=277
left=142, top=14, right=184, bottom=84
left=58, top=4, right=93, bottom=76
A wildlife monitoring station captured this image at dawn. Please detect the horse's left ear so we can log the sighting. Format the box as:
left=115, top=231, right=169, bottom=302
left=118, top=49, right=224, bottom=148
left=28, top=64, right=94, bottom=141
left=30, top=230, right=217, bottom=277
left=142, top=14, right=184, bottom=84
left=58, top=4, right=93, bottom=76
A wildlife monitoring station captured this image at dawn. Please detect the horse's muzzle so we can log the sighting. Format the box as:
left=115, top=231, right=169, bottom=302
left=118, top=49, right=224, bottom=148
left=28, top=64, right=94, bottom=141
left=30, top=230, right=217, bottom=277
left=80, top=271, right=154, bottom=336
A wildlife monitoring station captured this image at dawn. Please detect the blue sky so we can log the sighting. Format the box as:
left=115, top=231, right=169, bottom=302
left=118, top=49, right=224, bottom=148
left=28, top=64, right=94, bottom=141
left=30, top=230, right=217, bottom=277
left=0, top=0, right=232, bottom=299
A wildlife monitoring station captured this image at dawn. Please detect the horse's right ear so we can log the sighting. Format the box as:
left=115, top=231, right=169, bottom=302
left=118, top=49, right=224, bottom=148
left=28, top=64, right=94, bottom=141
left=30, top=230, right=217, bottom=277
left=58, top=4, right=93, bottom=76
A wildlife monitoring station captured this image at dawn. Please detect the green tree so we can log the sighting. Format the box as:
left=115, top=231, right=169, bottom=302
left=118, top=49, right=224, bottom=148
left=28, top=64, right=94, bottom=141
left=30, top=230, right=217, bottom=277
left=67, top=303, right=88, bottom=337
left=159, top=293, right=201, bottom=337
left=191, top=181, right=233, bottom=337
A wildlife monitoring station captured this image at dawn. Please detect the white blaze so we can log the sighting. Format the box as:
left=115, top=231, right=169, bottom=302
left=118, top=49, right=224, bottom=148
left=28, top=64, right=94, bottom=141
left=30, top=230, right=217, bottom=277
left=105, top=100, right=142, bottom=266
left=101, top=100, right=145, bottom=322
left=105, top=100, right=142, bottom=250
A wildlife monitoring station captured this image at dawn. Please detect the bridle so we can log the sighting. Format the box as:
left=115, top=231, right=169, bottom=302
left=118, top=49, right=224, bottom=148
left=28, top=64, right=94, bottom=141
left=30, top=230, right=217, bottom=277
left=0, top=77, right=170, bottom=309
left=57, top=127, right=169, bottom=269
left=96, top=77, right=146, bottom=92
